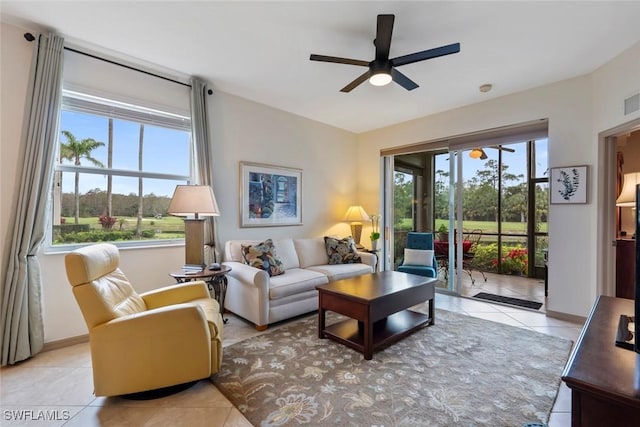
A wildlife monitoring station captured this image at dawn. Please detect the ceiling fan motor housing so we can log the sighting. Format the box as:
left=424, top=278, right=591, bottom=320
left=371, top=59, right=392, bottom=75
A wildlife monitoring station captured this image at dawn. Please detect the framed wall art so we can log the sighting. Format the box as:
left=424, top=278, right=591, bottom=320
left=239, top=161, right=302, bottom=227
left=550, top=165, right=588, bottom=204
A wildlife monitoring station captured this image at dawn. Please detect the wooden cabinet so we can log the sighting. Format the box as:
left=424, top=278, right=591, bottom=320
left=616, top=238, right=636, bottom=299
left=562, top=296, right=640, bottom=426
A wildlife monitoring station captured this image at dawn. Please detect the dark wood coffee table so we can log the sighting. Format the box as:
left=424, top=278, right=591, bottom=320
left=316, top=271, right=436, bottom=360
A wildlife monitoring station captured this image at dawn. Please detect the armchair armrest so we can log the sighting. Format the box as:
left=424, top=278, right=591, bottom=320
left=94, top=303, right=210, bottom=339
left=140, top=281, right=209, bottom=309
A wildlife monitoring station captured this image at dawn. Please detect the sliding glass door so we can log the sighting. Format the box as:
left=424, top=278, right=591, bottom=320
left=382, top=129, right=548, bottom=297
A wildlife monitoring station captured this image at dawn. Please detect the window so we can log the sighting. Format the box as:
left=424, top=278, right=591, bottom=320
left=51, top=90, right=193, bottom=247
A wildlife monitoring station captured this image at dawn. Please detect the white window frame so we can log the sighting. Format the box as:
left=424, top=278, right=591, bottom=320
left=46, top=90, right=194, bottom=252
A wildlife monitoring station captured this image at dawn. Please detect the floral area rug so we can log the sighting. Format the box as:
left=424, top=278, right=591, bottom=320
left=212, top=308, right=572, bottom=426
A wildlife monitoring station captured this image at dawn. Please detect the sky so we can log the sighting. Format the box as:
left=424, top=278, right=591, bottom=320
left=434, top=139, right=549, bottom=185
left=59, top=110, right=190, bottom=197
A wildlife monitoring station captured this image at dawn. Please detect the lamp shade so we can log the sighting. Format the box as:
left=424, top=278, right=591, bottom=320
left=469, top=148, right=483, bottom=159
left=616, top=172, right=640, bottom=207
left=343, top=205, right=370, bottom=222
left=167, top=185, right=220, bottom=218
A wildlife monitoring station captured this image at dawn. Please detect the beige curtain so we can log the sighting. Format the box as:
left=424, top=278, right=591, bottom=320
left=190, top=77, right=220, bottom=262
left=1, top=32, right=64, bottom=365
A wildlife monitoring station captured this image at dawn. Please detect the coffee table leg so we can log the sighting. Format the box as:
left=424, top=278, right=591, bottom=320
left=363, top=319, right=373, bottom=360
left=318, top=307, right=326, bottom=339
left=429, top=297, right=435, bottom=325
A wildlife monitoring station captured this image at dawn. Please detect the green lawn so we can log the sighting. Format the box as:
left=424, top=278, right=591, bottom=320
left=58, top=216, right=186, bottom=240
left=396, top=218, right=548, bottom=234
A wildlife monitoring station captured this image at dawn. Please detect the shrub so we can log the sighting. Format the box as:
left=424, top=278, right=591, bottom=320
left=54, top=230, right=134, bottom=244
left=98, top=215, right=117, bottom=231
left=140, top=230, right=155, bottom=238
left=473, top=243, right=499, bottom=271
left=500, top=248, right=528, bottom=275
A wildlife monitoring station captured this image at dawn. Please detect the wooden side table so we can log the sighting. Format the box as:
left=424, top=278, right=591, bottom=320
left=561, top=296, right=640, bottom=426
left=169, top=265, right=232, bottom=323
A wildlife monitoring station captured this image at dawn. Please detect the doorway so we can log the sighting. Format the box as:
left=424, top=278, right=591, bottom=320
left=597, top=119, right=640, bottom=297
left=383, top=123, right=549, bottom=310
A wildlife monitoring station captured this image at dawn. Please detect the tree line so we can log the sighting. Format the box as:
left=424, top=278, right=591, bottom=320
left=59, top=190, right=171, bottom=219
left=395, top=159, right=549, bottom=225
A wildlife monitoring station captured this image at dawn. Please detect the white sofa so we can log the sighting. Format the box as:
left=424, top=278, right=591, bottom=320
left=222, top=237, right=376, bottom=330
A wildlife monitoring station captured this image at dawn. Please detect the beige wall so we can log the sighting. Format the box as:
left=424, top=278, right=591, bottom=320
left=208, top=91, right=359, bottom=245
left=1, top=21, right=32, bottom=277
left=0, top=21, right=357, bottom=342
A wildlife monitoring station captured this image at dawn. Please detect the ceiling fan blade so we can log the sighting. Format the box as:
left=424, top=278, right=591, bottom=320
left=391, top=43, right=460, bottom=67
left=391, top=68, right=419, bottom=91
left=340, top=70, right=372, bottom=92
left=310, top=54, right=370, bottom=67
left=375, top=14, right=394, bottom=61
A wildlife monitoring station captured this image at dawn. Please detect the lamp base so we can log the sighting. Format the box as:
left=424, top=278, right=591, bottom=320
left=350, top=223, right=363, bottom=248
left=184, top=218, right=205, bottom=270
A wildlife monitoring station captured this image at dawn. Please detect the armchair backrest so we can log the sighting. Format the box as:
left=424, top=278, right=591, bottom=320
left=406, top=232, right=435, bottom=250
left=65, top=243, right=146, bottom=329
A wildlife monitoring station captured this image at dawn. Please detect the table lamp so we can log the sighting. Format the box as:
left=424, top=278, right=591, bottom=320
left=168, top=185, right=220, bottom=269
left=616, top=172, right=640, bottom=207
left=343, top=205, right=370, bottom=248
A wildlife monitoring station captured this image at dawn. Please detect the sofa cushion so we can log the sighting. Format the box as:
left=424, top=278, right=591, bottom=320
left=272, top=238, right=300, bottom=270
left=324, top=236, right=362, bottom=264
left=241, top=239, right=285, bottom=277
left=293, top=238, right=329, bottom=268
left=307, top=263, right=373, bottom=282
left=268, top=268, right=328, bottom=300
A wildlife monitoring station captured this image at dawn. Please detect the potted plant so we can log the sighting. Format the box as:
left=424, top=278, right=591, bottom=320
left=369, top=214, right=381, bottom=251
left=437, top=223, right=448, bottom=242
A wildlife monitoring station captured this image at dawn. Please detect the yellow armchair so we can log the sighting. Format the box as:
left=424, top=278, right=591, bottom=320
left=64, top=243, right=223, bottom=397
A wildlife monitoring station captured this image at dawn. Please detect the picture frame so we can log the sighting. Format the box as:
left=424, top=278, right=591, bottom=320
left=550, top=165, right=588, bottom=204
left=239, top=161, right=302, bottom=227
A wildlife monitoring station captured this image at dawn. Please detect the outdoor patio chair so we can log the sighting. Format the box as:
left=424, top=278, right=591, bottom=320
left=397, top=232, right=438, bottom=278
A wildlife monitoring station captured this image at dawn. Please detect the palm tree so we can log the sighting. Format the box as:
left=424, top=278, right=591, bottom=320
left=59, top=130, right=105, bottom=224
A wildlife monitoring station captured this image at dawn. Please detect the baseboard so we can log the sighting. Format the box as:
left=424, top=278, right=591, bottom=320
left=42, top=334, right=89, bottom=352
left=546, top=309, right=586, bottom=325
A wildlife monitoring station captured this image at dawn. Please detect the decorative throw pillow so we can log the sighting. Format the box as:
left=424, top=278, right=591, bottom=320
left=402, top=248, right=434, bottom=267
left=241, top=239, right=285, bottom=276
left=324, top=236, right=362, bottom=265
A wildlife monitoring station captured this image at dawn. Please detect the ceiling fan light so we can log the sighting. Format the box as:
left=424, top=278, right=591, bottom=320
left=469, top=148, right=484, bottom=159
left=369, top=72, right=392, bottom=87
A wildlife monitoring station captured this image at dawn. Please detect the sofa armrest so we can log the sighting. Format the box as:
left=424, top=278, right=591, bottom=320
left=357, top=251, right=377, bottom=269
left=222, top=261, right=269, bottom=291
left=140, top=281, right=210, bottom=309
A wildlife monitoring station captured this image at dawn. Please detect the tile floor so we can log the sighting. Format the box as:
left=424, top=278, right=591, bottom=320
left=440, top=267, right=547, bottom=311
left=0, top=293, right=582, bottom=426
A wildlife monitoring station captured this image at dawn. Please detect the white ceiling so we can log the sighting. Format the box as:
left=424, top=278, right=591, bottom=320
left=2, top=1, right=640, bottom=133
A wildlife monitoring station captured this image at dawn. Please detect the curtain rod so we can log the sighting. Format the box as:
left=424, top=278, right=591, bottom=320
left=24, top=32, right=191, bottom=88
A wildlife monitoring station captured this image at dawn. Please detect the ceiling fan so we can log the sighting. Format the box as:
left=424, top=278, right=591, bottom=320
left=309, top=14, right=460, bottom=92
left=469, top=146, right=516, bottom=160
